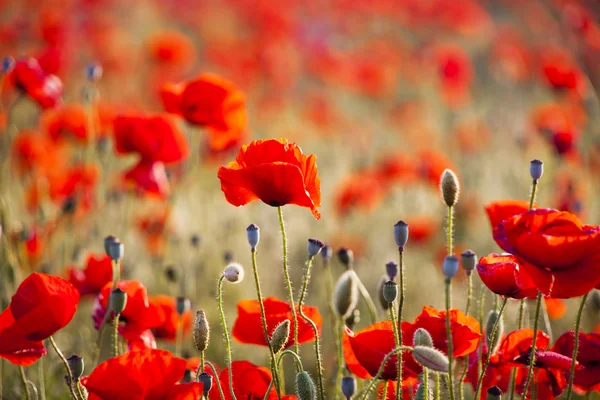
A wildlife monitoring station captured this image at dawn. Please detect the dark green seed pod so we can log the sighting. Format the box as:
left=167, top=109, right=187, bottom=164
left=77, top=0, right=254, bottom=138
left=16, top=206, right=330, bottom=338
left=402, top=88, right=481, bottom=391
left=341, top=376, right=356, bottom=399
left=382, top=280, right=398, bottom=303
left=486, top=386, right=503, bottom=400
left=377, top=276, right=390, bottom=311
left=110, top=288, right=127, bottom=314
left=67, top=355, right=84, bottom=381
left=198, top=372, right=213, bottom=396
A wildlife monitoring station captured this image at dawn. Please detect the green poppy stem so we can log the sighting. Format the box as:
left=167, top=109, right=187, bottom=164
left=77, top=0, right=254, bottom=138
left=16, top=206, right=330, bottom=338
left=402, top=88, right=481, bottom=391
left=522, top=291, right=543, bottom=397
left=217, top=275, right=237, bottom=400
left=435, top=374, right=440, bottom=400
left=354, top=275, right=378, bottom=325
left=204, top=361, right=226, bottom=400
left=113, top=313, right=121, bottom=357
left=19, top=366, right=31, bottom=400
left=38, top=355, right=46, bottom=400
left=423, top=367, right=429, bottom=400
left=334, top=316, right=344, bottom=400
left=358, top=346, right=413, bottom=400
left=565, top=292, right=589, bottom=400
left=49, top=336, right=78, bottom=400
left=445, top=279, right=455, bottom=400
left=389, top=305, right=401, bottom=400
left=397, top=247, right=406, bottom=400
left=509, top=298, right=527, bottom=400
left=277, top=207, right=299, bottom=356
left=529, top=180, right=538, bottom=210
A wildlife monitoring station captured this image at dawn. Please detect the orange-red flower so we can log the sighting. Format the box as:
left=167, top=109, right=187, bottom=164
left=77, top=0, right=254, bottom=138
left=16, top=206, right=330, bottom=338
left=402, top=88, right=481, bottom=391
left=552, top=331, right=600, bottom=391
left=43, top=104, right=113, bottom=143
left=476, top=253, right=538, bottom=299
left=148, top=30, right=196, bottom=69
left=214, top=360, right=296, bottom=400
left=150, top=295, right=192, bottom=341
left=494, top=208, right=600, bottom=298
left=484, top=200, right=531, bottom=230
left=11, top=131, right=66, bottom=178
left=68, top=253, right=118, bottom=296
left=83, top=349, right=203, bottom=400
left=136, top=206, right=171, bottom=256
left=5, top=58, right=62, bottom=109
left=218, top=138, right=321, bottom=219
left=123, top=160, right=170, bottom=199
left=545, top=298, right=567, bottom=320
left=334, top=170, right=385, bottom=217
left=0, top=273, right=79, bottom=366
left=232, top=297, right=322, bottom=348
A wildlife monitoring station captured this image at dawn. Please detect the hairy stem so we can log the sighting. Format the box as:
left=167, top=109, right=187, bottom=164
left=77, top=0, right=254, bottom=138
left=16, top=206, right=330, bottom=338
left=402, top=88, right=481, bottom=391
left=389, top=306, right=402, bottom=400
left=205, top=361, right=226, bottom=400
left=445, top=279, right=455, bottom=400
left=358, top=346, right=413, bottom=400
left=522, top=291, right=543, bottom=397
left=218, top=275, right=237, bottom=400
left=565, top=292, right=589, bottom=400
left=277, top=207, right=299, bottom=356
left=49, top=336, right=78, bottom=400
left=113, top=314, right=120, bottom=357
left=397, top=247, right=406, bottom=400
left=19, top=366, right=31, bottom=400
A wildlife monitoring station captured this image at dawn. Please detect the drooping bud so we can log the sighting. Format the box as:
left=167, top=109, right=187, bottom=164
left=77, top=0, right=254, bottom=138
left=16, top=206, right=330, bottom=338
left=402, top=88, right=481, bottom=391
left=1, top=56, right=15, bottom=74
left=308, top=238, right=325, bottom=258
left=223, top=263, right=244, bottom=283
left=296, top=371, right=317, bottom=400
left=412, top=346, right=449, bottom=373
left=442, top=255, right=459, bottom=279
left=246, top=224, right=260, bottom=250
left=321, top=245, right=333, bottom=263
left=333, top=271, right=359, bottom=318
left=86, top=62, right=103, bottom=82
left=486, top=386, right=503, bottom=400
left=413, top=328, right=434, bottom=348
left=181, top=369, right=193, bottom=383
left=345, top=309, right=360, bottom=330
left=529, top=159, right=543, bottom=181
left=341, top=376, right=356, bottom=400
left=104, top=235, right=124, bottom=261
left=377, top=277, right=390, bottom=311
left=193, top=310, right=210, bottom=352
left=110, top=288, right=127, bottom=314
left=461, top=250, right=477, bottom=275
left=485, top=310, right=504, bottom=354
left=589, top=289, right=600, bottom=313
left=337, top=248, right=354, bottom=269
left=190, top=234, right=201, bottom=248
left=440, top=169, right=460, bottom=207
left=382, top=281, right=398, bottom=303
left=385, top=261, right=398, bottom=281
left=394, top=220, right=409, bottom=248
left=198, top=372, right=213, bottom=396
left=176, top=297, right=191, bottom=316
left=414, top=382, right=433, bottom=400
left=270, top=320, right=291, bottom=353
left=67, top=355, right=84, bottom=381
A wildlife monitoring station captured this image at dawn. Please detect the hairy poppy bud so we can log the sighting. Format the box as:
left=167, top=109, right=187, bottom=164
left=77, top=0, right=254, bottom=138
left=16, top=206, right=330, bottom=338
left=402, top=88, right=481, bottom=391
left=412, top=346, right=449, bottom=373
left=223, top=263, right=244, bottom=283
left=67, top=355, right=84, bottom=381
left=176, top=297, right=191, bottom=316
left=190, top=234, right=201, bottom=248
left=377, top=277, right=390, bottom=311
left=296, top=371, right=316, bottom=400
left=334, top=271, right=359, bottom=318
left=337, top=248, right=354, bottom=269
left=270, top=320, right=291, bottom=353
left=193, top=310, right=210, bottom=352
left=1, top=56, right=15, bottom=74
left=530, top=159, right=543, bottom=181
left=246, top=224, right=260, bottom=250
left=104, top=236, right=124, bottom=261
left=413, top=328, right=434, bottom=347
left=394, top=220, right=409, bottom=248
left=461, top=250, right=477, bottom=275
left=414, top=382, right=433, bottom=400
left=382, top=281, right=398, bottom=303
left=385, top=261, right=398, bottom=281
left=86, top=62, right=103, bottom=81
left=321, top=245, right=333, bottom=263
left=442, top=255, right=459, bottom=279
left=341, top=376, right=356, bottom=399
left=308, top=238, right=324, bottom=258
left=485, top=310, right=504, bottom=354
left=198, top=372, right=213, bottom=396
left=440, top=169, right=460, bottom=207
left=486, top=386, right=502, bottom=400
left=345, top=309, right=360, bottom=330
left=110, top=288, right=127, bottom=314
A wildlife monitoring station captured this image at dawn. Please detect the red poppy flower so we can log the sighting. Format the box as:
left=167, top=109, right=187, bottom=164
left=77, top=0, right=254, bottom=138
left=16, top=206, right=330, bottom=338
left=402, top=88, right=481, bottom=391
left=83, top=349, right=203, bottom=400
left=418, top=149, right=455, bottom=188
left=43, top=104, right=113, bottom=143
left=215, top=360, right=297, bottom=400
left=150, top=295, right=192, bottom=341
left=493, top=208, right=600, bottom=298
left=377, top=379, right=417, bottom=400
left=404, top=216, right=439, bottom=244
left=136, top=206, right=171, bottom=256
left=128, top=329, right=157, bottom=351
left=484, top=200, right=531, bottom=230
left=466, top=339, right=513, bottom=399
left=5, top=58, right=63, bottom=109
left=541, top=49, right=585, bottom=96
left=334, top=170, right=385, bottom=217
left=476, top=253, right=538, bottom=299
left=433, top=45, right=473, bottom=108
left=545, top=298, right=567, bottom=320
left=0, top=273, right=79, bottom=366
left=218, top=138, right=321, bottom=219
left=68, top=253, right=118, bottom=296
left=11, top=131, right=66, bottom=178
left=49, top=163, right=100, bottom=213
left=552, top=331, right=600, bottom=391
left=148, top=30, right=195, bottom=69
left=374, top=154, right=419, bottom=185
left=233, top=297, right=322, bottom=348
left=93, top=280, right=166, bottom=343
left=123, top=160, right=170, bottom=199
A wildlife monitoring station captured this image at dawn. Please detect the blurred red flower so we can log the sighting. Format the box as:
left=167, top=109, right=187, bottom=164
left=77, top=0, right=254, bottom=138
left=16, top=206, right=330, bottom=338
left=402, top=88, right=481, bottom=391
left=11, top=131, right=66, bottom=178
left=214, top=360, right=296, bottom=400
left=123, top=160, right=170, bottom=199
left=544, top=298, right=567, bottom=320
left=433, top=45, right=473, bottom=108
left=150, top=295, right=192, bottom=341
left=83, top=349, right=203, bottom=400
left=218, top=138, right=321, bottom=219
left=5, top=58, right=63, bottom=109
left=334, top=170, right=385, bottom=217
left=552, top=331, right=600, bottom=391
left=377, top=379, right=417, bottom=400
left=43, top=104, right=113, bottom=143
left=493, top=208, right=600, bottom=298
left=136, top=207, right=170, bottom=256
left=484, top=200, right=531, bottom=229
left=0, top=273, right=79, bottom=366
left=148, top=30, right=196, bottom=70
left=68, top=253, right=118, bottom=296
left=540, top=49, right=586, bottom=97
left=476, top=253, right=538, bottom=299
left=233, top=297, right=322, bottom=348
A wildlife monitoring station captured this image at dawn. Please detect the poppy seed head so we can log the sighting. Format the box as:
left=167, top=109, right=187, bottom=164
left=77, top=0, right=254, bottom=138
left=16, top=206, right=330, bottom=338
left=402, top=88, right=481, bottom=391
left=307, top=238, right=324, bottom=258
left=67, top=355, right=84, bottom=380
left=341, top=376, right=356, bottom=400
left=530, top=159, right=544, bottom=181
left=394, top=220, right=409, bottom=248
left=461, top=250, right=477, bottom=274
left=246, top=224, right=260, bottom=250
left=440, top=169, right=460, bottom=207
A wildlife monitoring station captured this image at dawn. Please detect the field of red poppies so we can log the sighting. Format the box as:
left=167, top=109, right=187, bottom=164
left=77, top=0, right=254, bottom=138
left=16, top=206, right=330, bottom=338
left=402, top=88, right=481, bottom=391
left=1, top=0, right=600, bottom=399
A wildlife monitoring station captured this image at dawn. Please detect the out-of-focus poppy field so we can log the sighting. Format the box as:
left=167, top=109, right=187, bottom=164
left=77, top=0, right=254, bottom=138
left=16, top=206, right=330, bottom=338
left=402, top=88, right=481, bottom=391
left=1, top=0, right=600, bottom=399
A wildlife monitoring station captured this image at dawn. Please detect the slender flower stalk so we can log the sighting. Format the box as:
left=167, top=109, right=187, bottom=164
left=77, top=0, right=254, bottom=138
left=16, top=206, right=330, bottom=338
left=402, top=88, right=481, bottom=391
left=204, top=361, right=226, bottom=400
left=175, top=317, right=183, bottom=357
left=522, top=291, right=543, bottom=397
left=389, top=306, right=402, bottom=399
left=113, top=313, right=121, bottom=357
left=334, top=316, right=344, bottom=400
left=277, top=207, right=299, bottom=356
left=49, top=336, right=78, bottom=399
left=397, top=246, right=406, bottom=398
left=217, top=274, right=237, bottom=400
left=565, top=292, right=589, bottom=400
left=435, top=375, right=440, bottom=400
left=509, top=299, right=527, bottom=400
left=423, top=368, right=429, bottom=400
left=19, top=366, right=31, bottom=400
left=354, top=276, right=378, bottom=324
left=38, top=355, right=46, bottom=400
left=358, top=346, right=414, bottom=400
left=445, top=279, right=455, bottom=400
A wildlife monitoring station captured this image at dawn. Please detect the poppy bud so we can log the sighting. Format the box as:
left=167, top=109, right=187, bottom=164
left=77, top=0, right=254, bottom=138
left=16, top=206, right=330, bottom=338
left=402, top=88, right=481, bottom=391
left=486, top=386, right=502, bottom=400
left=529, top=159, right=543, bottom=181
left=334, top=271, right=359, bottom=318
left=485, top=310, right=504, bottom=354
left=223, top=251, right=234, bottom=263
left=190, top=234, right=201, bottom=248
left=385, top=261, right=398, bottom=281
left=104, top=236, right=124, bottom=261
left=412, top=346, right=449, bottom=373
left=589, top=289, right=600, bottom=313
left=198, top=372, right=213, bottom=396
left=181, top=369, right=193, bottom=383
left=377, top=277, right=390, bottom=311
left=270, top=319, right=291, bottom=354
left=440, top=169, right=460, bottom=207
left=86, top=62, right=103, bottom=82
left=246, top=224, right=260, bottom=250
left=442, top=255, right=459, bottom=279
left=341, top=376, right=356, bottom=400
left=308, top=238, right=324, bottom=258
left=337, top=248, right=354, bottom=269
left=413, top=328, right=434, bottom=347
left=382, top=281, right=398, bottom=303
left=345, top=309, right=360, bottom=330
left=223, top=263, right=244, bottom=283
left=461, top=250, right=477, bottom=275
left=321, top=245, right=333, bottom=263
left=1, top=56, right=15, bottom=74
left=193, top=310, right=210, bottom=352
left=110, top=288, right=127, bottom=314
left=67, top=355, right=84, bottom=381
left=296, top=371, right=316, bottom=400
left=176, top=297, right=191, bottom=316
left=394, top=220, right=409, bottom=248
left=165, top=265, right=178, bottom=282
left=414, top=382, right=433, bottom=400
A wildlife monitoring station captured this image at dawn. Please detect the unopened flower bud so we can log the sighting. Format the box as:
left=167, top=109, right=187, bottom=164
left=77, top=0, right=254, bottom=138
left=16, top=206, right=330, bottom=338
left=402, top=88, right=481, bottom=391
left=440, top=169, right=460, bottom=207
left=461, top=250, right=477, bottom=275
left=110, top=288, right=127, bottom=314
left=67, top=355, right=84, bottom=381
left=414, top=382, right=433, bottom=400
left=377, top=277, right=390, bottom=311
left=382, top=281, right=398, bottom=303
left=308, top=238, right=324, bottom=258
left=341, top=376, right=356, bottom=399
left=442, top=255, right=459, bottom=279
left=104, top=235, right=124, bottom=261
left=223, top=251, right=233, bottom=263
left=413, top=328, right=434, bottom=347
left=296, top=371, right=316, bottom=400
left=337, top=248, right=354, bottom=269
left=321, top=245, right=333, bottom=263
left=86, top=62, right=103, bottom=81
left=394, top=221, right=409, bottom=248
left=270, top=320, right=291, bottom=353
left=530, top=159, right=543, bottom=181
left=345, top=309, right=360, bottom=330
left=223, top=263, right=244, bottom=283
left=246, top=224, right=260, bottom=250
left=176, top=297, right=191, bottom=316
left=412, top=346, right=449, bottom=373
left=181, top=369, right=193, bottom=383
left=1, top=56, right=15, bottom=74
left=165, top=265, right=178, bottom=282
left=485, top=310, right=504, bottom=354
left=198, top=372, right=213, bottom=396
left=486, top=386, right=503, bottom=400
left=334, top=271, right=359, bottom=318
left=193, top=310, right=210, bottom=352
left=589, top=290, right=600, bottom=313
left=385, top=261, right=398, bottom=281
left=190, top=234, right=201, bottom=248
